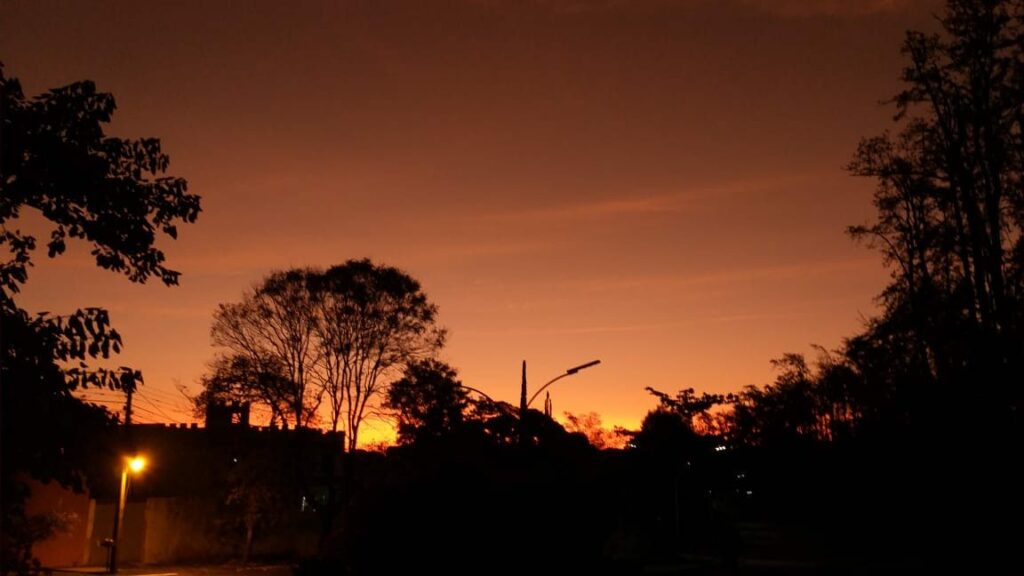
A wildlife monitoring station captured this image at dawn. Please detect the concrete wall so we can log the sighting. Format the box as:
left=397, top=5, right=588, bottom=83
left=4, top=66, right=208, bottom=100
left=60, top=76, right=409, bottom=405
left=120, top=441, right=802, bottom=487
left=24, top=480, right=92, bottom=567
left=81, top=496, right=319, bottom=565
left=142, top=497, right=234, bottom=563
left=84, top=501, right=146, bottom=566
left=32, top=490, right=321, bottom=566
left=140, top=497, right=320, bottom=563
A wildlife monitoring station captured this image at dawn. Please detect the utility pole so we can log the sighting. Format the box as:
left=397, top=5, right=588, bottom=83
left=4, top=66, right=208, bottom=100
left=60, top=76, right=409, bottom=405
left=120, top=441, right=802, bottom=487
left=518, top=360, right=527, bottom=447
left=124, top=385, right=133, bottom=426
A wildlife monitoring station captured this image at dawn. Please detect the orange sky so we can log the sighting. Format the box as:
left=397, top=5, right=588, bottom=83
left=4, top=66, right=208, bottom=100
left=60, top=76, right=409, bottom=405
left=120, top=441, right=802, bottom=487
left=1, top=0, right=941, bottom=442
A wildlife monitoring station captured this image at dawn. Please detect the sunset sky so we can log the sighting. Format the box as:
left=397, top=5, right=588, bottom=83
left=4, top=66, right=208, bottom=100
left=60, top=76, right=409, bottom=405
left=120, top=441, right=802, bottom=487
left=1, top=0, right=942, bottom=442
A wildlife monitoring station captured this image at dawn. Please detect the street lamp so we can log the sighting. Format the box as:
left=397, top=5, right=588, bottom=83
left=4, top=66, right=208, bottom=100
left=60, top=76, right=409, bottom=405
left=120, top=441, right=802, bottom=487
left=127, top=456, right=146, bottom=474
left=109, top=455, right=146, bottom=573
left=519, top=360, right=601, bottom=446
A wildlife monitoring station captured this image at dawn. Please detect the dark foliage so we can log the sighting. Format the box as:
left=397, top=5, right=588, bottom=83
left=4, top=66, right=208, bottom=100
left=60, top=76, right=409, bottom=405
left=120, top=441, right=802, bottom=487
left=207, top=260, right=445, bottom=449
left=0, top=64, right=198, bottom=573
left=384, top=359, right=468, bottom=445
left=0, top=66, right=200, bottom=292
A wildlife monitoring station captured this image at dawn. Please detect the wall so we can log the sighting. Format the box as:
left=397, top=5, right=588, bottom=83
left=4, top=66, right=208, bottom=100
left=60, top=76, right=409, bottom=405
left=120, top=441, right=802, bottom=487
left=142, top=497, right=233, bottom=563
left=24, top=479, right=92, bottom=567
left=72, top=496, right=320, bottom=565
left=84, top=501, right=146, bottom=566
left=141, top=496, right=320, bottom=563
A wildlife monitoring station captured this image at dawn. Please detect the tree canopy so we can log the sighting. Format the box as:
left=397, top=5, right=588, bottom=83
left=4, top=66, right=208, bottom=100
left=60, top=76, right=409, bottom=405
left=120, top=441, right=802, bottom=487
left=848, top=0, right=1024, bottom=427
left=207, top=259, right=446, bottom=451
left=384, top=359, right=468, bottom=445
left=211, top=269, right=323, bottom=429
left=0, top=64, right=199, bottom=573
left=1, top=65, right=200, bottom=296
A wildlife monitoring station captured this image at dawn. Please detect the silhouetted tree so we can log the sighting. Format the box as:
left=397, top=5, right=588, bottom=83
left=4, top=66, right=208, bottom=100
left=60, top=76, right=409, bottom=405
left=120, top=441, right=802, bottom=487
left=206, top=260, right=444, bottom=450
left=311, top=260, right=445, bottom=452
left=848, top=0, right=1024, bottom=429
left=211, top=269, right=324, bottom=429
left=563, top=411, right=624, bottom=449
left=633, top=408, right=701, bottom=457
left=192, top=354, right=293, bottom=426
left=811, top=345, right=869, bottom=441
left=0, top=67, right=200, bottom=294
left=1, top=64, right=199, bottom=573
left=384, top=359, right=467, bottom=445
left=223, top=450, right=290, bottom=564
left=462, top=397, right=520, bottom=445
left=1, top=308, right=123, bottom=573
left=729, top=354, right=823, bottom=446
left=645, top=386, right=727, bottom=435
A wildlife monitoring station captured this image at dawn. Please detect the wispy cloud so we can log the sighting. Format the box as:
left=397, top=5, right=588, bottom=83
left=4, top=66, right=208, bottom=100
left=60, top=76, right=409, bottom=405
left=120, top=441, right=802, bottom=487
left=459, top=310, right=817, bottom=337
left=419, top=239, right=561, bottom=258
left=137, top=305, right=219, bottom=319
left=738, top=0, right=919, bottom=17
left=483, top=193, right=688, bottom=224
left=578, top=257, right=879, bottom=294
left=471, top=0, right=923, bottom=17
left=474, top=173, right=816, bottom=225
left=469, top=0, right=631, bottom=13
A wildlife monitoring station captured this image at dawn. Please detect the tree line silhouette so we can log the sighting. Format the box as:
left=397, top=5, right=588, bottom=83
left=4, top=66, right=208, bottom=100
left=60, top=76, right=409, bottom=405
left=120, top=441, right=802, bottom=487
left=3, top=0, right=1023, bottom=573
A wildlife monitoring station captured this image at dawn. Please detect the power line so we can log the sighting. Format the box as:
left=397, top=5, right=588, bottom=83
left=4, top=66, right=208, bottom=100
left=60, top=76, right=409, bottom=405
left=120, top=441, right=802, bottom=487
left=129, top=405, right=166, bottom=421
left=142, top=391, right=193, bottom=414
left=142, top=387, right=191, bottom=403
left=134, top=394, right=183, bottom=424
left=142, top=394, right=190, bottom=411
left=137, top=389, right=196, bottom=419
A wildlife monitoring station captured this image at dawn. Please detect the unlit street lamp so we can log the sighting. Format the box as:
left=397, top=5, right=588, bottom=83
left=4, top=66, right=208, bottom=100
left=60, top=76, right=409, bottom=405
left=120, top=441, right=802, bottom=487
left=519, top=359, right=601, bottom=446
left=109, top=455, right=146, bottom=574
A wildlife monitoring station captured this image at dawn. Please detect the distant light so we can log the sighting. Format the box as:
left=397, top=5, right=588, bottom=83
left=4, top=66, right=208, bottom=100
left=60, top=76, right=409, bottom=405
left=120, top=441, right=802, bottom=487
left=128, top=456, right=146, bottom=473
left=746, top=490, right=753, bottom=496
left=715, top=445, right=727, bottom=452
left=232, top=457, right=239, bottom=463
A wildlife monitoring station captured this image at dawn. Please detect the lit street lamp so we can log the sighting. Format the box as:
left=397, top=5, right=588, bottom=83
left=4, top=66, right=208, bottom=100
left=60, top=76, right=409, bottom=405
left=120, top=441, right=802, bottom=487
left=109, top=455, right=146, bottom=574
left=519, top=360, right=601, bottom=446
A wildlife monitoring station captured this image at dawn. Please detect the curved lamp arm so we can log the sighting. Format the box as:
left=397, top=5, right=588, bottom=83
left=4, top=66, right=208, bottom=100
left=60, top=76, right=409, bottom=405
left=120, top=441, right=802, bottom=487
left=526, top=360, right=601, bottom=408
left=460, top=384, right=496, bottom=403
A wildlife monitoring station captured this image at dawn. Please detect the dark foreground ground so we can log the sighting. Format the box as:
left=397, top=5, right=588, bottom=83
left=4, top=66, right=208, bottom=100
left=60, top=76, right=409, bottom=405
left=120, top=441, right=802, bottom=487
left=41, top=518, right=1023, bottom=576
left=42, top=555, right=1023, bottom=576
left=44, top=565, right=292, bottom=576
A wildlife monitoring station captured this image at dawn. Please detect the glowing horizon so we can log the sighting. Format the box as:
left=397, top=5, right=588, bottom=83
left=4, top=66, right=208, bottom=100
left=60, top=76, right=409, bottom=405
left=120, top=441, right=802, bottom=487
left=2, top=0, right=940, bottom=444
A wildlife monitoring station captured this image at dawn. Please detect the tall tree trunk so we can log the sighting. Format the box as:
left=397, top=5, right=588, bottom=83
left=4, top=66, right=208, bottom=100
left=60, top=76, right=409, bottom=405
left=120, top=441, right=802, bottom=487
left=243, top=517, right=255, bottom=565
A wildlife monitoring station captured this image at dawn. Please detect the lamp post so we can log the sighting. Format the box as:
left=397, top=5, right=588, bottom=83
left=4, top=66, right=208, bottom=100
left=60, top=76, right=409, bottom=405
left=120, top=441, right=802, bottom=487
left=519, top=359, right=600, bottom=446
left=109, top=455, right=146, bottom=574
